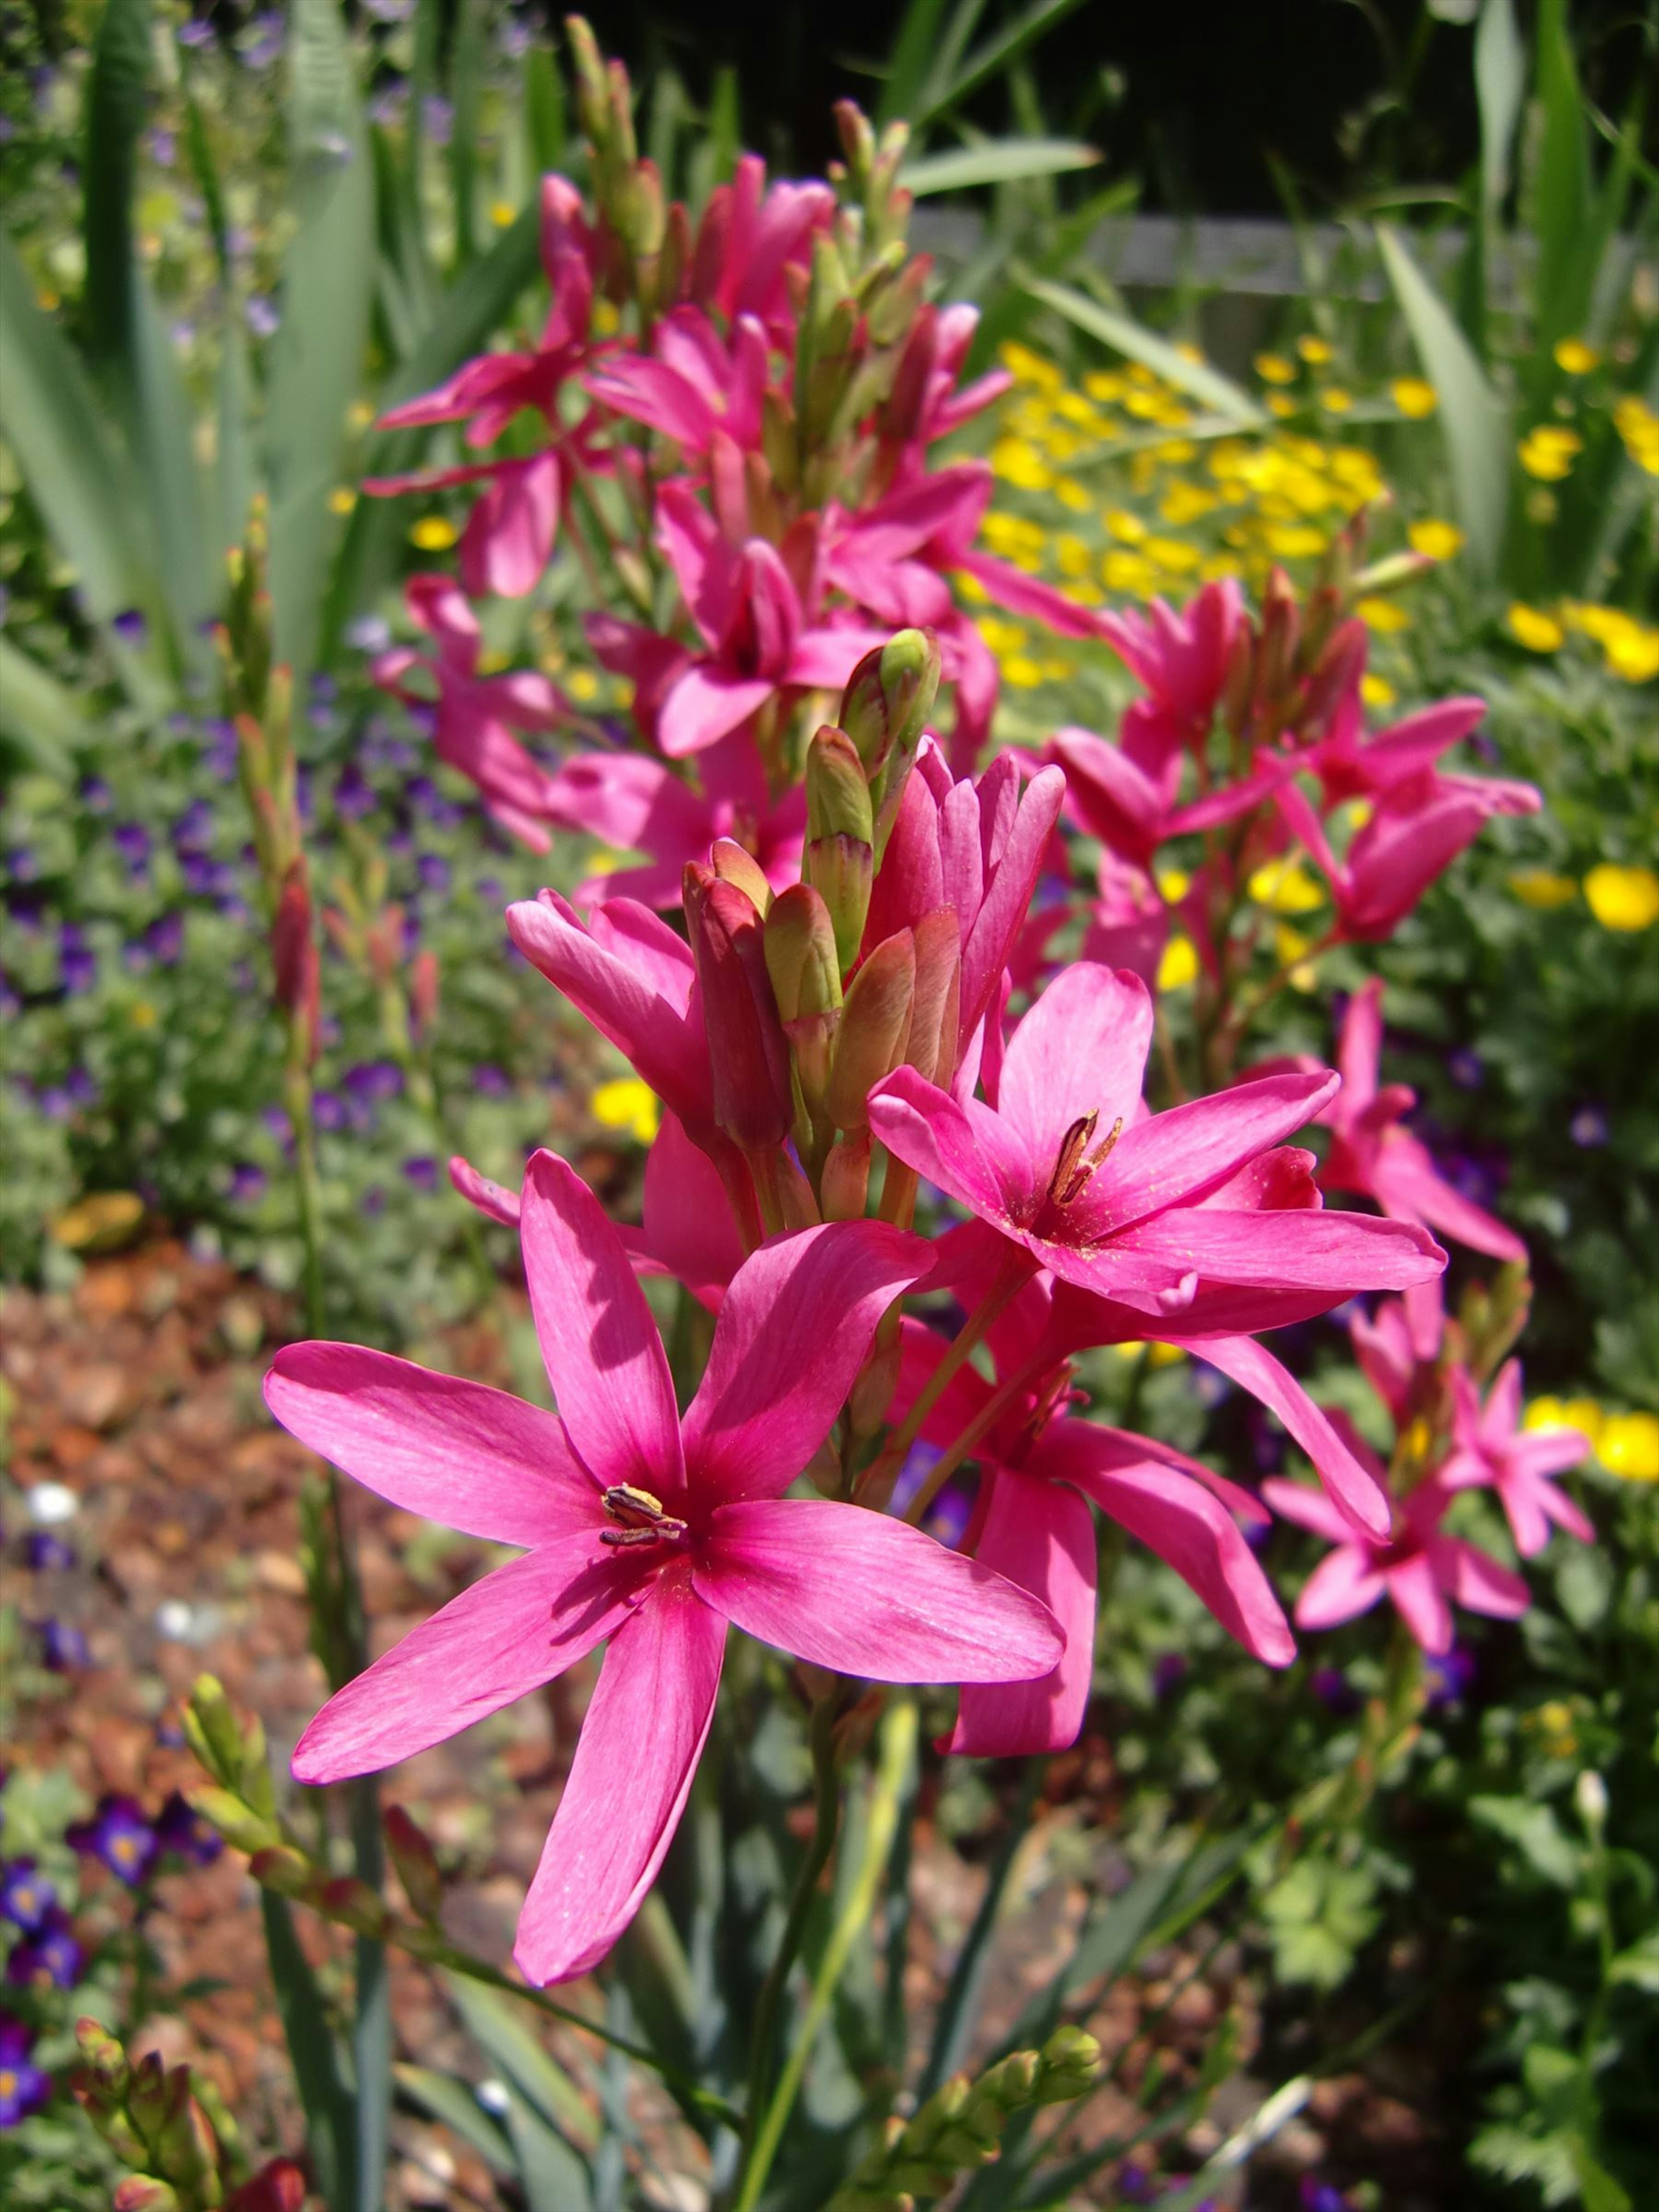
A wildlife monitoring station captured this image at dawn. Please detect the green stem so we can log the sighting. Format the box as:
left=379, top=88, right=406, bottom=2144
left=733, top=1700, right=918, bottom=2212
left=902, top=1341, right=1055, bottom=1528
left=742, top=1694, right=843, bottom=2151
left=860, top=1254, right=1034, bottom=1503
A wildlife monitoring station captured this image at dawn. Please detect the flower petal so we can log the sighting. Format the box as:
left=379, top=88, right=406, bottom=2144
left=694, top=1497, right=1064, bottom=1682
left=682, top=1223, right=931, bottom=1505
left=1090, top=1073, right=1338, bottom=1232
left=1431, top=1536, right=1531, bottom=1619
left=520, top=1150, right=686, bottom=1498
left=513, top=1567, right=725, bottom=1984
left=1111, top=1207, right=1444, bottom=1290
left=292, top=1546, right=642, bottom=1783
left=1179, top=1335, right=1392, bottom=1538
left=1385, top=1551, right=1455, bottom=1653
left=264, top=1342, right=597, bottom=1547
left=1294, top=1545, right=1388, bottom=1630
left=1260, top=1476, right=1359, bottom=1546
left=997, top=963, right=1154, bottom=1170
left=868, top=1065, right=1041, bottom=1224
left=944, top=1469, right=1097, bottom=1756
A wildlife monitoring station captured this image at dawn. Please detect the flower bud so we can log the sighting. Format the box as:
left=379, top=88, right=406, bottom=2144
left=1575, top=1768, right=1608, bottom=1839
left=113, top=2180, right=181, bottom=2212
left=684, top=863, right=793, bottom=1152
left=247, top=1845, right=313, bottom=1898
left=271, top=860, right=320, bottom=1057
left=908, top=909, right=962, bottom=1087
left=834, top=98, right=875, bottom=191
left=319, top=1875, right=392, bottom=1939
left=839, top=630, right=938, bottom=788
left=1035, top=2023, right=1102, bottom=2099
left=766, top=885, right=844, bottom=1115
left=384, top=1805, right=444, bottom=1922
left=190, top=1788, right=280, bottom=1856
left=154, top=2082, right=219, bottom=2186
left=227, top=2159, right=308, bottom=2212
left=827, top=931, right=915, bottom=1133
left=410, top=948, right=440, bottom=1037
left=820, top=1129, right=871, bottom=1222
left=711, top=836, right=774, bottom=917
left=805, top=727, right=875, bottom=972
left=184, top=1675, right=244, bottom=1789
left=76, top=2017, right=130, bottom=2098
left=1300, top=616, right=1367, bottom=735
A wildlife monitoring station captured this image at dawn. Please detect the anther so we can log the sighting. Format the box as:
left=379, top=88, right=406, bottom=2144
left=598, top=1483, right=688, bottom=1550
left=1048, top=1111, right=1124, bottom=1205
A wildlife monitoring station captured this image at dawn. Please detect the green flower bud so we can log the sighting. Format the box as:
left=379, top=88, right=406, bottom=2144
left=711, top=836, right=774, bottom=917
left=805, top=728, right=875, bottom=973
left=247, top=1845, right=313, bottom=1900
left=189, top=1788, right=280, bottom=1857
left=384, top=1805, right=444, bottom=1923
left=112, top=2179, right=181, bottom=2212
left=764, top=886, right=844, bottom=1022
left=185, top=1675, right=245, bottom=1790
left=827, top=932, right=915, bottom=1133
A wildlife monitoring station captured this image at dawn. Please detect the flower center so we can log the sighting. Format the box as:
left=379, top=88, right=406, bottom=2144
left=599, top=1483, right=690, bottom=1550
left=1046, top=1110, right=1123, bottom=1207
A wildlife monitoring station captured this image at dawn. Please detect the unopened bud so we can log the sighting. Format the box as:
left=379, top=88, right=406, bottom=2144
left=1575, top=1768, right=1608, bottom=1839
left=711, top=836, right=774, bottom=916
left=821, top=1129, right=872, bottom=1222
left=227, top=2158, right=308, bottom=2212
left=1300, top=617, right=1368, bottom=734
left=319, top=1875, right=391, bottom=1939
left=766, top=885, right=843, bottom=1115
left=1035, top=2023, right=1102, bottom=2098
left=1348, top=550, right=1433, bottom=600
left=271, top=860, right=319, bottom=1055
left=184, top=1676, right=243, bottom=1788
left=840, top=630, right=939, bottom=790
left=247, top=1845, right=313, bottom=1898
left=827, top=930, right=915, bottom=1132
left=384, top=1805, right=444, bottom=1922
left=806, top=728, right=875, bottom=972
left=190, top=1788, right=280, bottom=1856
left=113, top=2180, right=181, bottom=2212
left=834, top=99, right=875, bottom=190
left=76, top=2017, right=129, bottom=2097
left=907, top=909, right=962, bottom=1087
left=155, top=2083, right=219, bottom=2185
left=848, top=1335, right=901, bottom=1434
left=684, top=864, right=793, bottom=1152
left=410, top=947, right=440, bottom=1036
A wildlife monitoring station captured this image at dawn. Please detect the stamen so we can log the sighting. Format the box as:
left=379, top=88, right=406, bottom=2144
left=598, top=1482, right=688, bottom=1550
left=1049, top=1112, right=1124, bottom=1205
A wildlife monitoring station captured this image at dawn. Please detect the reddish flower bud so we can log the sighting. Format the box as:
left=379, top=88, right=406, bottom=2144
left=683, top=863, right=793, bottom=1152
left=384, top=1803, right=444, bottom=1922
left=227, top=2160, right=308, bottom=2212
left=827, top=929, right=915, bottom=1133
left=410, top=949, right=440, bottom=1036
left=710, top=835, right=774, bottom=916
left=271, top=861, right=319, bottom=1052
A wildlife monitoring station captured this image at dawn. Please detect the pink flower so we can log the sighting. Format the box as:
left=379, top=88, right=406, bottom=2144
left=690, top=155, right=835, bottom=331
left=585, top=307, right=768, bottom=458
left=1319, top=980, right=1526, bottom=1265
left=1095, top=580, right=1246, bottom=750
left=544, top=731, right=804, bottom=909
left=1046, top=721, right=1296, bottom=871
left=651, top=483, right=883, bottom=756
left=896, top=1296, right=1292, bottom=1758
left=869, top=965, right=1446, bottom=1536
left=1264, top=1473, right=1529, bottom=1656
left=373, top=578, right=563, bottom=848
left=266, top=1151, right=1061, bottom=1984
left=1440, top=1360, right=1593, bottom=1557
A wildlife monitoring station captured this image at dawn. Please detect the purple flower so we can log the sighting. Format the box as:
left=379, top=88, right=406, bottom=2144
left=36, top=1087, right=73, bottom=1123
left=1151, top=1652, right=1189, bottom=1698
left=80, top=775, right=111, bottom=814
left=146, top=911, right=184, bottom=964
left=344, top=1058, right=404, bottom=1103
left=1310, top=1665, right=1361, bottom=1718
left=1117, top=2165, right=1158, bottom=2204
left=473, top=1064, right=511, bottom=1097
left=59, top=934, right=96, bottom=994
left=477, top=874, right=503, bottom=901
left=0, top=2015, right=51, bottom=2126
left=1300, top=2183, right=1350, bottom=2212
left=1446, top=1048, right=1484, bottom=1090
left=346, top=614, right=393, bottom=655
left=499, top=16, right=532, bottom=57
left=240, top=14, right=285, bottom=68
left=0, top=847, right=30, bottom=883
left=22, top=1532, right=74, bottom=1572
left=0, top=1861, right=55, bottom=1933
left=360, top=1185, right=387, bottom=1216
left=1570, top=1106, right=1609, bottom=1148
left=37, top=1618, right=89, bottom=1670
left=416, top=852, right=451, bottom=895
left=365, top=0, right=413, bottom=18
left=228, top=1162, right=267, bottom=1205
left=402, top=1155, right=438, bottom=1192
left=148, top=127, right=176, bottom=165
left=246, top=294, right=280, bottom=340
left=334, top=765, right=375, bottom=819
left=5, top=1907, right=83, bottom=1991
left=200, top=718, right=239, bottom=778
left=68, top=1796, right=157, bottom=1886
left=111, top=608, right=148, bottom=646
left=262, top=1105, right=294, bottom=1143
left=176, top=17, right=214, bottom=47
left=178, top=851, right=219, bottom=897
left=313, top=1089, right=347, bottom=1132
left=890, top=1440, right=944, bottom=1520
left=422, top=95, right=453, bottom=145
left=155, top=1790, right=222, bottom=1868
left=113, top=821, right=151, bottom=872
left=65, top=1066, right=98, bottom=1107
left=1424, top=1645, right=1477, bottom=1709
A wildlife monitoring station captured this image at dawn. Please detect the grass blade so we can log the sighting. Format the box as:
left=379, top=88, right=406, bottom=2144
left=442, top=1971, right=601, bottom=2152
left=261, top=1889, right=356, bottom=2212
left=1474, top=0, right=1525, bottom=218
left=82, top=0, right=150, bottom=372
left=900, top=137, right=1100, bottom=196
left=524, top=45, right=569, bottom=172
left=264, top=0, right=375, bottom=681
left=449, top=0, right=488, bottom=269
left=504, top=2088, right=595, bottom=2212
left=879, top=0, right=953, bottom=128
left=918, top=1762, right=1044, bottom=2101
left=1021, top=273, right=1265, bottom=425
left=1376, top=222, right=1511, bottom=577
left=0, top=635, right=90, bottom=777
left=916, top=0, right=1086, bottom=130
left=1530, top=0, right=1594, bottom=351
left=393, top=2065, right=516, bottom=2178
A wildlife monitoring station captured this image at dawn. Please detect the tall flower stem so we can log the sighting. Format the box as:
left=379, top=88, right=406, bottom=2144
left=734, top=1698, right=918, bottom=2212
left=901, top=1338, right=1057, bottom=1528
left=858, top=1255, right=1034, bottom=1505
left=741, top=1691, right=843, bottom=2164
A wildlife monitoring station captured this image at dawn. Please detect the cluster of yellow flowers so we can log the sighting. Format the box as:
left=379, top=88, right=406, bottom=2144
left=1508, top=863, right=1659, bottom=932
left=1506, top=598, right=1659, bottom=683
left=1523, top=1398, right=1659, bottom=1482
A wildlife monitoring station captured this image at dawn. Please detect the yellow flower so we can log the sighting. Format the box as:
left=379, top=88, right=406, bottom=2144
left=1524, top=1396, right=1602, bottom=1446
left=1157, top=934, right=1199, bottom=991
left=1507, top=869, right=1577, bottom=910
left=1156, top=868, right=1191, bottom=903
left=1160, top=481, right=1218, bottom=525
left=1583, top=863, right=1659, bottom=932
left=1392, top=377, right=1438, bottom=418
left=1599, top=1411, right=1659, bottom=1481
left=1054, top=532, right=1093, bottom=578
left=1522, top=1396, right=1568, bottom=1434
left=1319, top=387, right=1353, bottom=414
left=490, top=199, right=517, bottom=227
left=1254, top=353, right=1297, bottom=385
left=51, top=1192, right=145, bottom=1252
left=1507, top=603, right=1564, bottom=652
left=130, top=1000, right=158, bottom=1028
left=1248, top=858, right=1326, bottom=914
left=1001, top=655, right=1047, bottom=688
left=1274, top=924, right=1320, bottom=990
left=1055, top=476, right=1092, bottom=512
left=1083, top=369, right=1126, bottom=404
left=1297, top=335, right=1334, bottom=364
left=1000, top=341, right=1062, bottom=394
left=1102, top=550, right=1157, bottom=594
left=1145, top=536, right=1202, bottom=573
left=328, top=486, right=357, bottom=515
left=976, top=617, right=1028, bottom=656
left=1263, top=523, right=1328, bottom=559
left=567, top=667, right=602, bottom=703
left=990, top=438, right=1053, bottom=490
left=1103, top=507, right=1147, bottom=545
left=1517, top=426, right=1583, bottom=481
left=1612, top=395, right=1659, bottom=474
left=1408, top=518, right=1464, bottom=560
left=1361, top=673, right=1396, bottom=709
left=1553, top=338, right=1599, bottom=375
left=1147, top=1341, right=1187, bottom=1368
left=1266, top=392, right=1297, bottom=419
left=1355, top=595, right=1410, bottom=633
left=591, top=1078, right=660, bottom=1144
left=1605, top=626, right=1659, bottom=683
left=410, top=515, right=458, bottom=551
left=347, top=399, right=376, bottom=430
left=591, top=300, right=621, bottom=337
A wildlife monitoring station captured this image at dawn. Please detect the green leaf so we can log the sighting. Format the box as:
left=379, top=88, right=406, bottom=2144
left=918, top=1764, right=1043, bottom=2099
left=1376, top=222, right=1510, bottom=577
left=82, top=0, right=151, bottom=372
left=393, top=2065, right=516, bottom=2179
left=264, top=0, right=374, bottom=681
left=1468, top=1794, right=1583, bottom=1888
left=504, top=2087, right=594, bottom=2212
left=215, top=315, right=255, bottom=569
left=442, top=1972, right=599, bottom=2152
left=1532, top=0, right=1595, bottom=350
left=0, top=636, right=89, bottom=777
left=129, top=269, right=216, bottom=651
left=261, top=1889, right=356, bottom=2212
left=880, top=0, right=952, bottom=128
left=523, top=46, right=568, bottom=172
left=449, top=0, right=488, bottom=270
left=915, top=0, right=1086, bottom=130
left=1475, top=0, right=1526, bottom=216
left=1021, top=274, right=1266, bottom=426
left=900, top=137, right=1100, bottom=197
left=0, top=235, right=156, bottom=630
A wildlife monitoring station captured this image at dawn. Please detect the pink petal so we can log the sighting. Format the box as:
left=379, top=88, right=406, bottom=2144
left=641, top=1111, right=745, bottom=1298
left=1089, top=1072, right=1338, bottom=1233
left=786, top=626, right=889, bottom=691
left=448, top=1154, right=522, bottom=1228
left=658, top=667, right=774, bottom=758
left=693, top=1498, right=1064, bottom=1681
left=1113, top=1206, right=1444, bottom=1290
left=1510, top=1428, right=1594, bottom=1484
left=681, top=1223, right=931, bottom=1505
left=1432, top=1536, right=1531, bottom=1618
left=292, top=1546, right=642, bottom=1783
left=867, top=1065, right=1042, bottom=1225
left=1386, top=1551, right=1455, bottom=1653
left=1337, top=978, right=1383, bottom=1106
left=944, top=1469, right=1097, bottom=1756
left=544, top=751, right=710, bottom=857
left=460, top=453, right=560, bottom=600
left=1181, top=1335, right=1391, bottom=1539
left=997, top=963, right=1154, bottom=1171
left=1295, top=1545, right=1388, bottom=1630
left=519, top=1150, right=686, bottom=1498
left=264, top=1342, right=595, bottom=1547
left=957, top=766, right=1067, bottom=1046
left=513, top=1567, right=725, bottom=1983
left=955, top=550, right=1104, bottom=639
left=1055, top=1440, right=1294, bottom=1664
left=1260, top=1476, right=1361, bottom=1546
left=1371, top=1133, right=1527, bottom=1263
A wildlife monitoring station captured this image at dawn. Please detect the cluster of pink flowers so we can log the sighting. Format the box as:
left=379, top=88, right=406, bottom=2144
left=261, top=32, right=1592, bottom=1993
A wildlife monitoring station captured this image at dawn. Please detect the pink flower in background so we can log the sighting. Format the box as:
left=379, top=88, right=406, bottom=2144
left=586, top=307, right=769, bottom=458
left=896, top=1293, right=1292, bottom=1759
left=266, top=1151, right=1060, bottom=1983
left=1046, top=721, right=1296, bottom=871
left=1440, top=1360, right=1593, bottom=1557
left=690, top=154, right=835, bottom=330
left=1095, top=579, right=1246, bottom=752
left=544, top=731, right=804, bottom=909
left=372, top=578, right=564, bottom=847
left=1264, top=1473, right=1529, bottom=1656
left=1319, top=980, right=1527, bottom=1265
